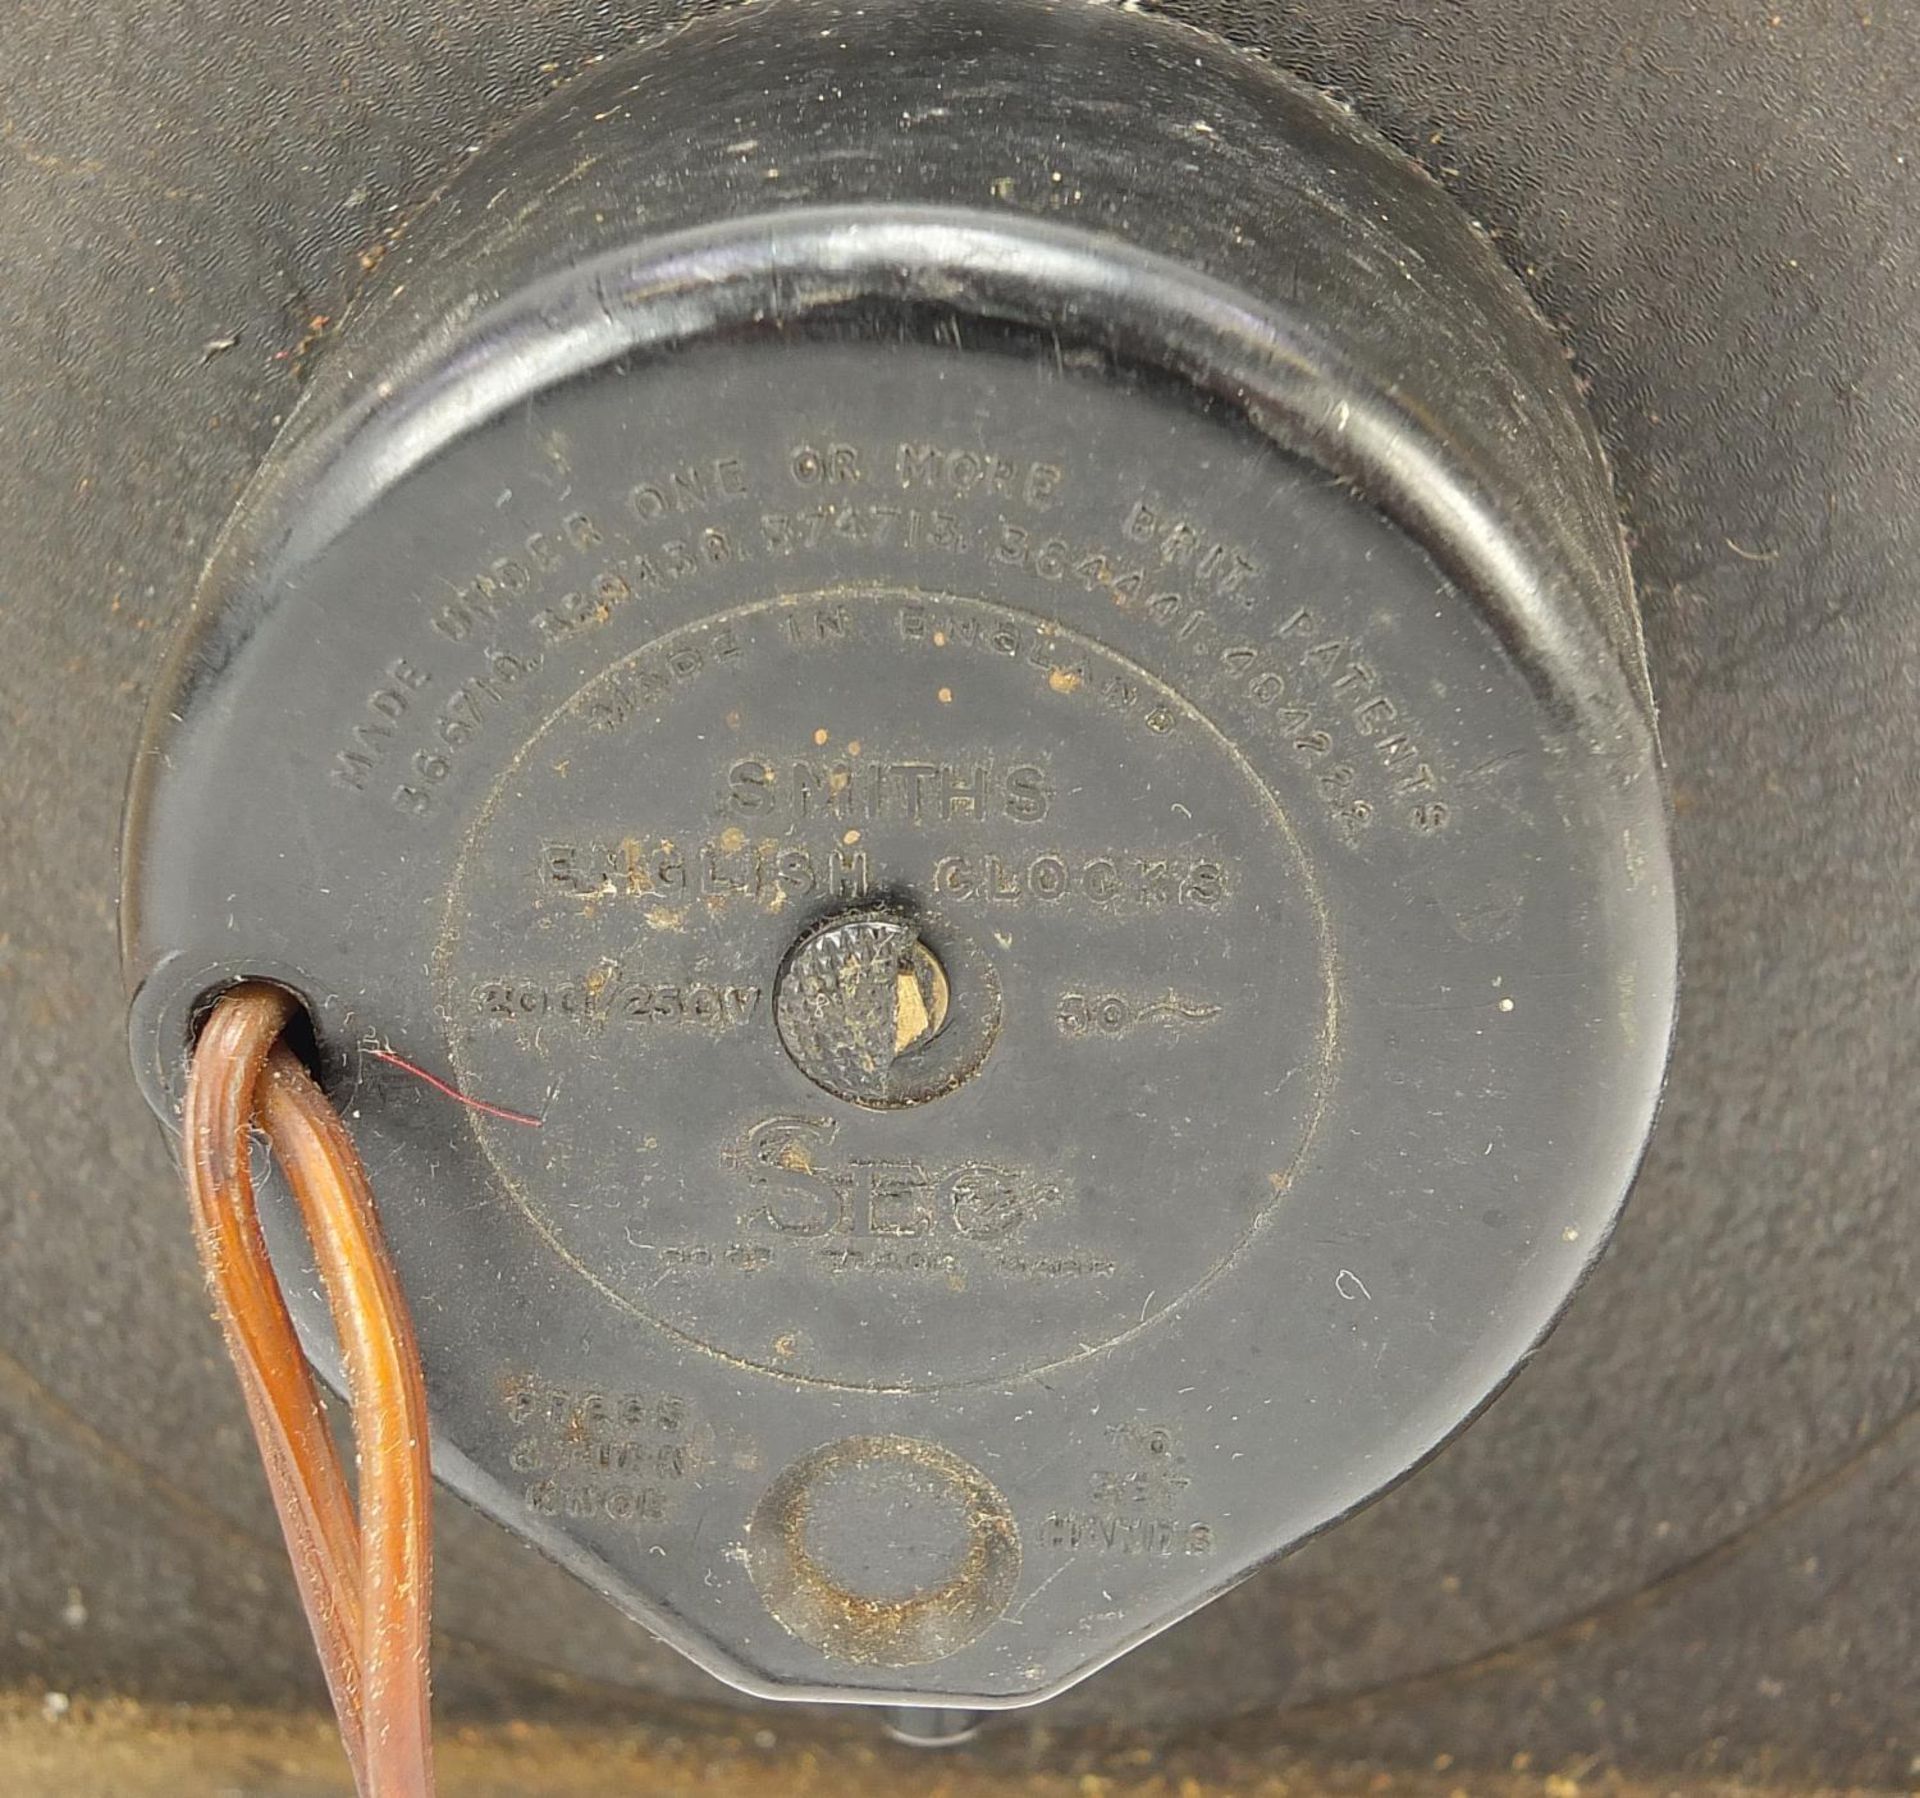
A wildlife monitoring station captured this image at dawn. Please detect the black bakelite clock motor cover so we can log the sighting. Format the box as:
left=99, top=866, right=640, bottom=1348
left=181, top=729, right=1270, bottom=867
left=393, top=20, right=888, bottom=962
left=121, top=0, right=1676, bottom=1708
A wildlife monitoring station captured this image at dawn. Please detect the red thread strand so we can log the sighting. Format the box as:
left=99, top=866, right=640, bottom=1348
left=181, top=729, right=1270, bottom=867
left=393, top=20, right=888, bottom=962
left=368, top=1047, right=543, bottom=1128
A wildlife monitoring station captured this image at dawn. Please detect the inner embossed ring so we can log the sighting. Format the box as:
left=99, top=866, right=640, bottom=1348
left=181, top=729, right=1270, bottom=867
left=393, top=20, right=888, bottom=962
left=441, top=589, right=1337, bottom=1392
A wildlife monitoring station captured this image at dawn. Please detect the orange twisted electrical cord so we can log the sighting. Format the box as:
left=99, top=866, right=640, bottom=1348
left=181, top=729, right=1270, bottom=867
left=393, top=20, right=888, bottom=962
left=182, top=982, right=435, bottom=1796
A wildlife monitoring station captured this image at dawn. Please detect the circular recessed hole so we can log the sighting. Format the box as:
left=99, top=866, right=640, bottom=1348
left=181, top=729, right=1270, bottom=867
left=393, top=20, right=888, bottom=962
left=747, top=1436, right=1022, bottom=1666
left=185, top=979, right=321, bottom=1072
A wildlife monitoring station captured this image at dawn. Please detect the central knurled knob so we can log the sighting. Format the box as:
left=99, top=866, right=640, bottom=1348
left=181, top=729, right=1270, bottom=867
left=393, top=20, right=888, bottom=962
left=774, top=911, right=971, bottom=1107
